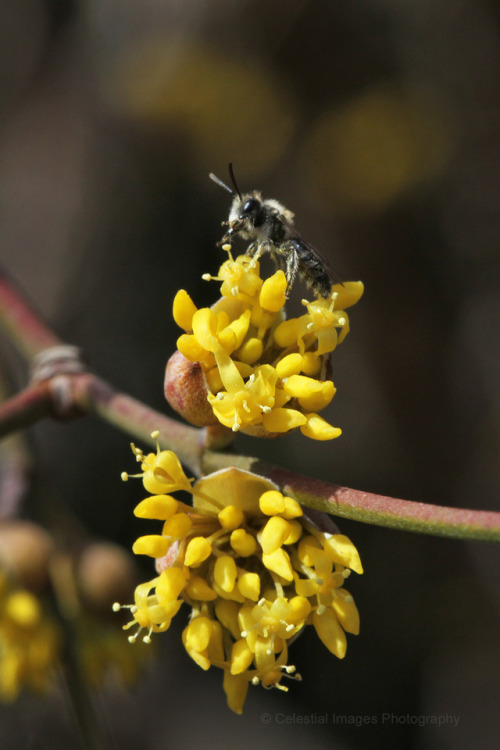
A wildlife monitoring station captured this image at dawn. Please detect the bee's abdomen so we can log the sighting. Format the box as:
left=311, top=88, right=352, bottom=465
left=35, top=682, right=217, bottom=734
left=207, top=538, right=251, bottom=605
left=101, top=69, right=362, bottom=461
left=289, top=239, right=332, bottom=298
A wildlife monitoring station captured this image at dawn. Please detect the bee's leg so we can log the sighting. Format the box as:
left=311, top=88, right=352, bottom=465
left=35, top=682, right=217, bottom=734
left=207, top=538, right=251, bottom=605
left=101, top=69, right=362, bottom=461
left=248, top=240, right=274, bottom=268
left=282, top=241, right=299, bottom=290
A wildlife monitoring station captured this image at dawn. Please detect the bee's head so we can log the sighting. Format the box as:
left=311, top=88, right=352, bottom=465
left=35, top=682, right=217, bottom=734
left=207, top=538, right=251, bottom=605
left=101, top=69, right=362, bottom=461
left=210, top=164, right=265, bottom=238
left=229, top=191, right=264, bottom=230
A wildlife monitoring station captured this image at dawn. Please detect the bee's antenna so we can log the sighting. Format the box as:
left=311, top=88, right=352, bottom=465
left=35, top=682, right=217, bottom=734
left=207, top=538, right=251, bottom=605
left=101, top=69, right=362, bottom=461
left=227, top=162, right=242, bottom=200
left=209, top=172, right=233, bottom=195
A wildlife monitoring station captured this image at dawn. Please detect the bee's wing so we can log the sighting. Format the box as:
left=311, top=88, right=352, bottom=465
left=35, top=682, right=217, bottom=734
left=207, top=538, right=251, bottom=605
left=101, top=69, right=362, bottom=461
left=290, top=227, right=344, bottom=287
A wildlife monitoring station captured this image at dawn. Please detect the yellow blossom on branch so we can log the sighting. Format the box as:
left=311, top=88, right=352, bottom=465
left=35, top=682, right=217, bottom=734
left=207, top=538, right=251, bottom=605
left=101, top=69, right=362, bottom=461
left=115, top=439, right=363, bottom=713
left=0, top=574, right=60, bottom=702
left=166, top=247, right=363, bottom=440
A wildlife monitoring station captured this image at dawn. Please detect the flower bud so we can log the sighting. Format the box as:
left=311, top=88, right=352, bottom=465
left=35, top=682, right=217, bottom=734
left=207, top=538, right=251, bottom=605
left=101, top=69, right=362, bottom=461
left=164, top=350, right=218, bottom=427
left=0, top=521, right=53, bottom=592
left=77, top=542, right=137, bottom=614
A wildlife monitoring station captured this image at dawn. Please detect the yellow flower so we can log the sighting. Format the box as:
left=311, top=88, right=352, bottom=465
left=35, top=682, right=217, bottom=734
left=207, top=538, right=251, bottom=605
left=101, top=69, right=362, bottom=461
left=115, top=439, right=363, bottom=713
left=0, top=575, right=60, bottom=702
left=166, top=247, right=363, bottom=440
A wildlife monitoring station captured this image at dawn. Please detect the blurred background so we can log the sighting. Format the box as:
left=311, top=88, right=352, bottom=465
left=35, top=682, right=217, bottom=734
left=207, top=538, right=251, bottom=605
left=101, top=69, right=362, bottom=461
left=1, top=0, right=500, bottom=748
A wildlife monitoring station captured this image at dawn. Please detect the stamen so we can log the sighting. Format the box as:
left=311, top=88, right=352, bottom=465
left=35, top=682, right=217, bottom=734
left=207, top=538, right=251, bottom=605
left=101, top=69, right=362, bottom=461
left=121, top=472, right=129, bottom=482
left=202, top=273, right=212, bottom=281
left=329, top=292, right=338, bottom=312
left=151, top=430, right=161, bottom=454
left=280, top=666, right=302, bottom=682
left=231, top=286, right=239, bottom=297
left=240, top=621, right=260, bottom=639
left=297, top=561, right=318, bottom=580
left=127, top=625, right=142, bottom=644
left=273, top=683, right=289, bottom=693
left=130, top=442, right=144, bottom=459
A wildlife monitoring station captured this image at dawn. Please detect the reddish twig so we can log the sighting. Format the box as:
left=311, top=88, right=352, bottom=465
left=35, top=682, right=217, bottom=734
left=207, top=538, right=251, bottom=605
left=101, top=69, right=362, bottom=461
left=0, top=383, right=53, bottom=437
left=203, top=452, right=500, bottom=541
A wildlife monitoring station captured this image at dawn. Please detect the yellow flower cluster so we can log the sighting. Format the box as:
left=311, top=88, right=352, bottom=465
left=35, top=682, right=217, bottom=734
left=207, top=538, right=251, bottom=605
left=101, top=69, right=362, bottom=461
left=171, top=250, right=363, bottom=439
left=117, top=439, right=362, bottom=713
left=0, top=573, right=59, bottom=701
left=0, top=549, right=150, bottom=701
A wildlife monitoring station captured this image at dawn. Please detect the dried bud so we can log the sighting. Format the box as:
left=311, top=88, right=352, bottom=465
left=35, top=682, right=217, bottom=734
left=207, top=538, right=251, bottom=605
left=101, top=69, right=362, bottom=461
left=164, top=350, right=219, bottom=427
left=0, top=521, right=53, bottom=591
left=77, top=542, right=137, bottom=614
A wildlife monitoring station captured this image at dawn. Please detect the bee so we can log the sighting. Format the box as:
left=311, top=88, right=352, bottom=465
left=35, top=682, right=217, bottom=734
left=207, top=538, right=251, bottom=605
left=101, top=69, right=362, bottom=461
left=209, top=163, right=340, bottom=298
